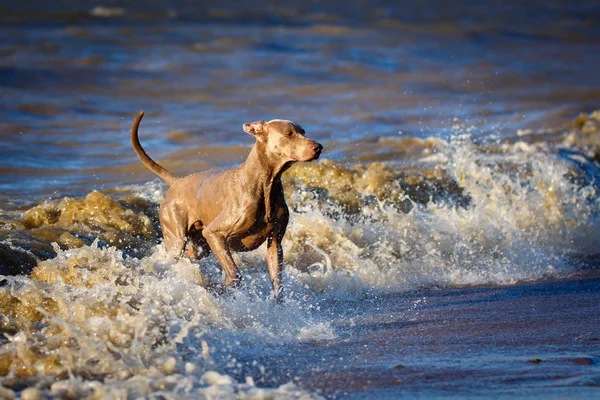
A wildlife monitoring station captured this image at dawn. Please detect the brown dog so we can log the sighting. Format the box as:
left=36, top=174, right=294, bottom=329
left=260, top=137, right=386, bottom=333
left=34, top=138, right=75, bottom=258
left=130, top=111, right=323, bottom=299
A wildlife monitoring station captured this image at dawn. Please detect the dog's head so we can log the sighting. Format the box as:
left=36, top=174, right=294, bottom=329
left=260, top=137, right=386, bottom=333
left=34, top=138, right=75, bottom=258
left=243, top=119, right=323, bottom=163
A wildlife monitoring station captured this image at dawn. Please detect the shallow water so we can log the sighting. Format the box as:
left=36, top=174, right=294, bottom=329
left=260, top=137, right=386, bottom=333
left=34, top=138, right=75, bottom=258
left=1, top=1, right=600, bottom=398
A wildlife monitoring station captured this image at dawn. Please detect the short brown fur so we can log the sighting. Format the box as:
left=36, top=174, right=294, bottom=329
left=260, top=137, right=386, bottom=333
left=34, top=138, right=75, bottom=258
left=130, top=111, right=323, bottom=299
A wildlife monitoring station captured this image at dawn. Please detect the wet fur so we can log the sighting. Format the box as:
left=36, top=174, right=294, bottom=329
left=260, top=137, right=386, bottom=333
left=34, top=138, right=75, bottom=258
left=130, top=111, right=323, bottom=299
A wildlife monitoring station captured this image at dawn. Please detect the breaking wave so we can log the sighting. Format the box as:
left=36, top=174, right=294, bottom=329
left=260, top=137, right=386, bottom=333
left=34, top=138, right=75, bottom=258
left=1, top=111, right=599, bottom=397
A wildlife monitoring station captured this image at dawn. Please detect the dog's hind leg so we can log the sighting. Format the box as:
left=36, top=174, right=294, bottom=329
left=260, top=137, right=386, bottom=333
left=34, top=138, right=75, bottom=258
left=159, top=202, right=188, bottom=257
left=162, top=223, right=187, bottom=257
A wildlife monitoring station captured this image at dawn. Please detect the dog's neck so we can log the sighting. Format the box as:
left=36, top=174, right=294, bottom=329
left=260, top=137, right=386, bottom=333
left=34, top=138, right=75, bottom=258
left=240, top=141, right=293, bottom=222
left=242, top=142, right=291, bottom=184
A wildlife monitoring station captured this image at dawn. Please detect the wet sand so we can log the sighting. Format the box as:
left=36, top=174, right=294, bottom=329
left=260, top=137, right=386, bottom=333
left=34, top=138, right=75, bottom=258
left=231, top=272, right=600, bottom=398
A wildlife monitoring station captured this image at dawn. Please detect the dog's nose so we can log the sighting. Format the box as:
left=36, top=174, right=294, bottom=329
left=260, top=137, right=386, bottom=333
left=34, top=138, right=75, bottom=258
left=313, top=143, right=323, bottom=152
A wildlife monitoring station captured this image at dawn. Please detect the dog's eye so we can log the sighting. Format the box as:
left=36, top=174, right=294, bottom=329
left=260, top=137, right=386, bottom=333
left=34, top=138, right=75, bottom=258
left=285, top=131, right=293, bottom=136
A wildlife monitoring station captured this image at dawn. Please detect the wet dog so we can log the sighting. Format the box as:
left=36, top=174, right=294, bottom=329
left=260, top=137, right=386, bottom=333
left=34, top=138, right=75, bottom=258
left=130, top=111, right=323, bottom=299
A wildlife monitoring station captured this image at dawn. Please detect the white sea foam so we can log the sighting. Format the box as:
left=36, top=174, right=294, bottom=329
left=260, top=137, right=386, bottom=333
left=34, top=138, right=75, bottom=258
left=1, top=136, right=598, bottom=397
left=282, top=136, right=599, bottom=295
left=0, top=242, right=325, bottom=398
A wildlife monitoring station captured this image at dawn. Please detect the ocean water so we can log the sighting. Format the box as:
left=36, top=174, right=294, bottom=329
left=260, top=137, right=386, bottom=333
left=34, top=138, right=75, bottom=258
left=1, top=1, right=600, bottom=398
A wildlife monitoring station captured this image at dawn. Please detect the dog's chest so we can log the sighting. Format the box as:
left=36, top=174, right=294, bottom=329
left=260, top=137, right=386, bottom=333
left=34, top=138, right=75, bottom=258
left=237, top=221, right=273, bottom=251
left=230, top=204, right=286, bottom=252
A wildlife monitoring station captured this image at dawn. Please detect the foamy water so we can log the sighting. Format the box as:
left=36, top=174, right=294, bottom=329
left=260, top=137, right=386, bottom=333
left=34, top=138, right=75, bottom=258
left=1, top=1, right=600, bottom=397
left=2, top=112, right=600, bottom=396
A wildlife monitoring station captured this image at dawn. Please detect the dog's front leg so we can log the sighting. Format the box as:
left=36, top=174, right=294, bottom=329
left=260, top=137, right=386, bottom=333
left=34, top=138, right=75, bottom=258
left=266, top=235, right=283, bottom=301
left=202, top=218, right=242, bottom=289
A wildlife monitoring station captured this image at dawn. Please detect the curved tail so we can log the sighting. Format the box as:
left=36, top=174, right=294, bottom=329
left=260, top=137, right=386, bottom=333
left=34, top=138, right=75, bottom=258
left=130, top=111, right=178, bottom=185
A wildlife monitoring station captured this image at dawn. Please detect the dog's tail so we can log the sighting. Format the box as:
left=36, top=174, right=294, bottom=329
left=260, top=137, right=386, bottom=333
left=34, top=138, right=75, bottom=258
left=130, top=111, right=178, bottom=185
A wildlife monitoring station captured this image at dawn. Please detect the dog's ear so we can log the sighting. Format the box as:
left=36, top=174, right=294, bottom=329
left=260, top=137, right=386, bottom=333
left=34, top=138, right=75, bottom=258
left=243, top=120, right=266, bottom=138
